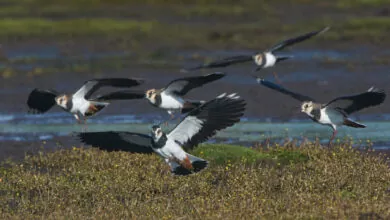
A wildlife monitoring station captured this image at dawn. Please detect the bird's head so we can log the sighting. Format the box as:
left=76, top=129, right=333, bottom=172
left=55, top=94, right=69, bottom=109
left=254, top=54, right=263, bottom=64
left=145, top=89, right=157, bottom=103
left=301, top=101, right=314, bottom=114
left=151, top=125, right=164, bottom=142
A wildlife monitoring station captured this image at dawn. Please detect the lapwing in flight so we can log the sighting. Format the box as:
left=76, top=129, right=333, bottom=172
left=27, top=78, right=145, bottom=124
left=256, top=78, right=386, bottom=146
left=76, top=93, right=246, bottom=175
left=182, top=27, right=329, bottom=73
left=143, top=72, right=226, bottom=118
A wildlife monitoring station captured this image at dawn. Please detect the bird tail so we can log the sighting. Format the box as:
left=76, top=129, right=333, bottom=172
left=276, top=55, right=293, bottom=63
left=172, top=153, right=208, bottom=176
left=343, top=118, right=366, bottom=128
left=181, top=100, right=206, bottom=114
left=84, top=101, right=109, bottom=117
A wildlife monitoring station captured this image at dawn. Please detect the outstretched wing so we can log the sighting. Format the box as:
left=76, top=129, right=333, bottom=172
left=325, top=87, right=386, bottom=114
left=256, top=78, right=316, bottom=102
left=73, top=78, right=144, bottom=100
left=76, top=131, right=154, bottom=153
left=167, top=93, right=246, bottom=150
left=163, top=72, right=225, bottom=96
left=27, top=89, right=59, bottom=113
left=268, top=27, right=329, bottom=52
left=93, top=90, right=145, bottom=101
left=181, top=55, right=253, bottom=72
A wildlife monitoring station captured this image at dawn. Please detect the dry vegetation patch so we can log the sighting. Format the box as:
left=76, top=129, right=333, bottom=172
left=0, top=143, right=389, bottom=218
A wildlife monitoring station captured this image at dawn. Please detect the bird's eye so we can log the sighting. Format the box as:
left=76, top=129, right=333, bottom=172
left=304, top=104, right=308, bottom=108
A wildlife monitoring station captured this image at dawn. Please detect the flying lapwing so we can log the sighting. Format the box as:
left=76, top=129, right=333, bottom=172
left=76, top=93, right=246, bottom=175
left=142, top=72, right=226, bottom=118
left=27, top=78, right=145, bottom=124
left=182, top=27, right=329, bottom=73
left=256, top=78, right=386, bottom=146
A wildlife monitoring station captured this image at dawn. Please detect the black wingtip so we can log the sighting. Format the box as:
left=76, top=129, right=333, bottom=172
left=367, top=86, right=386, bottom=103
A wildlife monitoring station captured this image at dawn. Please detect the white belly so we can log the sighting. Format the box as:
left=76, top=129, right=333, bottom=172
left=263, top=52, right=277, bottom=68
left=160, top=92, right=184, bottom=110
left=154, top=139, right=187, bottom=161
left=320, top=108, right=344, bottom=126
left=71, top=96, right=89, bottom=115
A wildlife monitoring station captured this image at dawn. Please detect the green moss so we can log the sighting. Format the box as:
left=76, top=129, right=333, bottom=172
left=337, top=0, right=390, bottom=8
left=0, top=18, right=156, bottom=37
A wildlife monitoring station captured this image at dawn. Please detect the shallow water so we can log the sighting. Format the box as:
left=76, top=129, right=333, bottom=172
left=0, top=111, right=389, bottom=149
left=1, top=44, right=389, bottom=158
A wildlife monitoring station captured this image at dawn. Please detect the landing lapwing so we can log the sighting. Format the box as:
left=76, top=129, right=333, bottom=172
left=77, top=93, right=246, bottom=175
left=143, top=72, right=225, bottom=118
left=256, top=78, right=386, bottom=146
left=182, top=27, right=329, bottom=73
left=27, top=78, right=144, bottom=124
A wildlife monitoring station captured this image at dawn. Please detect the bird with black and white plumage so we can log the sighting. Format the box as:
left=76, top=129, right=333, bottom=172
left=76, top=93, right=246, bottom=175
left=27, top=78, right=145, bottom=124
left=142, top=72, right=226, bottom=118
left=255, top=77, right=386, bottom=146
left=182, top=27, right=329, bottom=73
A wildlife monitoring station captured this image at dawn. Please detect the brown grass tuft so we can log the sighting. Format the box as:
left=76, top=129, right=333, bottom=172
left=0, top=143, right=389, bottom=218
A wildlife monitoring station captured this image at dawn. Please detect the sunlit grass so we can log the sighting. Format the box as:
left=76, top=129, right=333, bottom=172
left=0, top=143, right=389, bottom=218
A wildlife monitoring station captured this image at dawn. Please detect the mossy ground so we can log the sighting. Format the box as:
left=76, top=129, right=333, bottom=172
left=0, top=0, right=388, bottom=47
left=0, top=143, right=389, bottom=219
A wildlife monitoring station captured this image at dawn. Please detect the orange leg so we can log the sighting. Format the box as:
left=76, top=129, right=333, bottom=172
left=328, top=130, right=337, bottom=147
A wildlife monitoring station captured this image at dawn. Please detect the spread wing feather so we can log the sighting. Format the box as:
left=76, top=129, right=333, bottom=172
left=325, top=87, right=386, bottom=114
left=167, top=93, right=246, bottom=150
left=27, top=89, right=59, bottom=113
left=74, top=78, right=144, bottom=100
left=163, top=72, right=225, bottom=96
left=269, top=27, right=329, bottom=52
left=76, top=131, right=154, bottom=153
left=256, top=78, right=315, bottom=102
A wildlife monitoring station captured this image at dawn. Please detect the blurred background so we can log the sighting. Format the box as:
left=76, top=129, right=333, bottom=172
left=1, top=0, right=390, bottom=160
